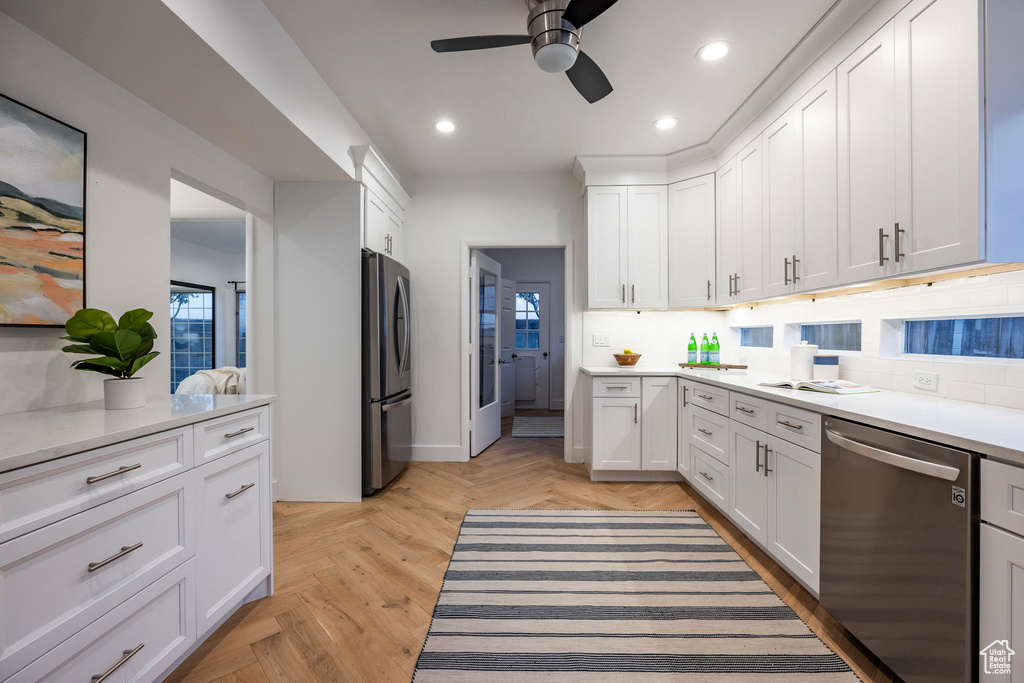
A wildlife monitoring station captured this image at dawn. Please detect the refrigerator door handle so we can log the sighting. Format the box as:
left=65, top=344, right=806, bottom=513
left=397, top=276, right=411, bottom=375
left=382, top=394, right=413, bottom=412
left=825, top=429, right=960, bottom=481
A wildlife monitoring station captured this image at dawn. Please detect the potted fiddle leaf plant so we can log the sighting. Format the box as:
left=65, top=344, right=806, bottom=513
left=62, top=308, right=160, bottom=410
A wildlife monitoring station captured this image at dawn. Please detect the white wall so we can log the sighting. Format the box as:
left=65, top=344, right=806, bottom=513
left=403, top=173, right=583, bottom=462
left=582, top=310, right=726, bottom=368
left=169, top=231, right=246, bottom=372
left=0, top=13, right=275, bottom=416
left=483, top=248, right=566, bottom=410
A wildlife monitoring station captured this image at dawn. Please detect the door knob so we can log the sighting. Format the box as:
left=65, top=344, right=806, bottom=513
left=511, top=353, right=518, bottom=359
left=543, top=352, right=548, bottom=357
left=498, top=359, right=507, bottom=365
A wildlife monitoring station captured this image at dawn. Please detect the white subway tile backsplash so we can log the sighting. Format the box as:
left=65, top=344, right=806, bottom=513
left=1006, top=367, right=1024, bottom=389
left=985, top=385, right=1024, bottom=410
left=965, top=364, right=1007, bottom=386
left=949, top=381, right=987, bottom=404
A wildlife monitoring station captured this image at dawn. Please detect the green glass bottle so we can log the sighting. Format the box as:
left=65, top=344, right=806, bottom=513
left=710, top=332, right=721, bottom=365
left=687, top=333, right=698, bottom=364
left=700, top=333, right=710, bottom=365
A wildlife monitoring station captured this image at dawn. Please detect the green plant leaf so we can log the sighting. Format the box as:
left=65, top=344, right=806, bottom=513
left=71, top=360, right=126, bottom=378
left=134, top=338, right=154, bottom=357
left=128, top=352, right=160, bottom=377
left=65, top=308, right=117, bottom=339
left=118, top=309, right=153, bottom=332
left=60, top=335, right=91, bottom=343
left=136, top=322, right=158, bottom=343
left=90, top=330, right=142, bottom=361
left=62, top=344, right=101, bottom=355
left=72, top=356, right=127, bottom=370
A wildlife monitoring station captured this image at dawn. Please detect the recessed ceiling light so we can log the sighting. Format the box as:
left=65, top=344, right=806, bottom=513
left=697, top=41, right=731, bottom=62
left=654, top=117, right=679, bottom=130
left=435, top=120, right=457, bottom=133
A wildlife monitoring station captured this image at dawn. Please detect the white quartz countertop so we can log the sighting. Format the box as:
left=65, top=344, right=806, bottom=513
left=0, top=394, right=276, bottom=474
left=583, top=365, right=1024, bottom=463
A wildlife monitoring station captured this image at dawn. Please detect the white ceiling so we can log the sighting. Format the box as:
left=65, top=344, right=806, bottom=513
left=171, top=220, right=247, bottom=254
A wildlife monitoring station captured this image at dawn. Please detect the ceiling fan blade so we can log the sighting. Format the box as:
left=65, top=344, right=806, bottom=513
left=562, top=0, right=619, bottom=28
left=566, top=50, right=613, bottom=103
left=431, top=35, right=532, bottom=53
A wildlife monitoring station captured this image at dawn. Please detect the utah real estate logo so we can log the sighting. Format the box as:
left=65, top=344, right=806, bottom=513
left=981, top=639, right=1014, bottom=676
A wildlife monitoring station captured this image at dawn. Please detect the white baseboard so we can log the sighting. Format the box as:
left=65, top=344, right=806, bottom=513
left=569, top=446, right=585, bottom=464
left=589, top=470, right=684, bottom=482
left=411, top=444, right=467, bottom=462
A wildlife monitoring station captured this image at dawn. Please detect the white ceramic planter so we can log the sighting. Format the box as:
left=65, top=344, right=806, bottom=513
left=104, top=377, right=147, bottom=410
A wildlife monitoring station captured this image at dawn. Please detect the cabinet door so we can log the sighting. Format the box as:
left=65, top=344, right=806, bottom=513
left=729, top=421, right=768, bottom=545
left=980, top=523, right=1024, bottom=681
left=668, top=175, right=716, bottom=308
left=586, top=187, right=628, bottom=309
left=641, top=377, right=677, bottom=471
left=627, top=186, right=669, bottom=309
left=761, top=111, right=798, bottom=299
left=195, top=441, right=272, bottom=635
left=736, top=138, right=764, bottom=302
left=591, top=398, right=641, bottom=470
left=894, top=0, right=981, bottom=272
left=795, top=72, right=839, bottom=292
left=676, top=383, right=691, bottom=480
left=363, top=186, right=387, bottom=254
left=837, top=21, right=899, bottom=283
left=385, top=207, right=401, bottom=261
left=766, top=437, right=821, bottom=593
left=716, top=157, right=739, bottom=302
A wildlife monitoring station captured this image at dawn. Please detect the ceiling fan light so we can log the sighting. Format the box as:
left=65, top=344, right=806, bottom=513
left=697, top=41, right=731, bottom=62
left=654, top=117, right=678, bottom=130
left=535, top=42, right=578, bottom=73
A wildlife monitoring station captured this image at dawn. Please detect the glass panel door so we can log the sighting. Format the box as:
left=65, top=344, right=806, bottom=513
left=479, top=269, right=497, bottom=408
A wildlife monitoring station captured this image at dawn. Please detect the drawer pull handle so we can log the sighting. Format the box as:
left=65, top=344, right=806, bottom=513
left=91, top=643, right=144, bottom=682
left=777, top=420, right=803, bottom=430
left=735, top=406, right=755, bottom=415
left=226, top=482, right=256, bottom=499
left=699, top=471, right=714, bottom=482
left=697, top=428, right=713, bottom=436
left=88, top=542, right=143, bottom=573
left=86, top=463, right=142, bottom=485
left=697, top=394, right=714, bottom=401
left=764, top=446, right=773, bottom=477
left=224, top=426, right=256, bottom=439
left=605, top=385, right=631, bottom=390
left=755, top=441, right=763, bottom=473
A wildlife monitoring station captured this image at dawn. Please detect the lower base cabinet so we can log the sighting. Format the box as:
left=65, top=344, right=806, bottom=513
left=980, top=522, right=1024, bottom=681
left=592, top=397, right=642, bottom=470
left=641, top=377, right=678, bottom=471
left=766, top=437, right=820, bottom=593
left=591, top=377, right=677, bottom=474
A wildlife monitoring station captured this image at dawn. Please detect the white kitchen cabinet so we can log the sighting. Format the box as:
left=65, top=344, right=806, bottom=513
left=766, top=436, right=821, bottom=593
left=717, top=139, right=764, bottom=303
left=668, top=174, right=716, bottom=307
left=677, top=382, right=691, bottom=480
left=363, top=186, right=402, bottom=260
left=729, top=420, right=768, bottom=546
left=591, top=397, right=641, bottom=470
left=761, top=109, right=798, bottom=299
left=384, top=207, right=401, bottom=260
left=584, top=185, right=668, bottom=309
left=980, top=524, right=1024, bottom=681
left=641, top=377, right=677, bottom=471
left=715, top=156, right=739, bottom=304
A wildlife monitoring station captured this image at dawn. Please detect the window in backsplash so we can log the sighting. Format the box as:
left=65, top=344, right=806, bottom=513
left=738, top=326, right=774, bottom=348
left=800, top=322, right=862, bottom=352
left=904, top=316, right=1024, bottom=359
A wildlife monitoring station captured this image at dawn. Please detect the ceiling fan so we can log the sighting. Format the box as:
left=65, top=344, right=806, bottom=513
left=430, top=0, right=619, bottom=104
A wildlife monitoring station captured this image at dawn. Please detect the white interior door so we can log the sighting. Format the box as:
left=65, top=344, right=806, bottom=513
left=513, top=282, right=549, bottom=410
left=470, top=251, right=501, bottom=457
left=499, top=278, right=516, bottom=418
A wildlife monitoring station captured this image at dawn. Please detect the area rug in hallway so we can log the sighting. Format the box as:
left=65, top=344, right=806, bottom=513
left=413, top=509, right=861, bottom=682
left=511, top=416, right=564, bottom=438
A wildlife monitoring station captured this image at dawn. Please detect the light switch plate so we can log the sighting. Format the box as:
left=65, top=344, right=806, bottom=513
left=593, top=334, right=610, bottom=347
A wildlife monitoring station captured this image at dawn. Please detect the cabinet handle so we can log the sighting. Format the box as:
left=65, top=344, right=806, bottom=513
left=699, top=471, right=714, bottom=483
left=634, top=403, right=638, bottom=424
left=764, top=446, right=773, bottom=477
left=728, top=274, right=734, bottom=296
left=91, top=643, right=145, bottom=682
left=734, top=273, right=740, bottom=295
left=784, top=257, right=791, bottom=285
left=226, top=482, right=256, bottom=499
left=697, top=428, right=713, bottom=436
left=777, top=419, right=803, bottom=430
left=631, top=284, right=635, bottom=304
left=682, top=385, right=688, bottom=408
left=86, top=463, right=141, bottom=485
left=88, top=542, right=143, bottom=573
left=622, top=284, right=626, bottom=304
left=735, top=405, right=754, bottom=415
left=792, top=254, right=800, bottom=282
left=224, top=426, right=255, bottom=439
left=755, top=440, right=763, bottom=473
left=894, top=223, right=905, bottom=263
left=878, top=227, right=890, bottom=267
left=605, top=385, right=631, bottom=390
left=697, top=393, right=714, bottom=401
left=707, top=280, right=711, bottom=301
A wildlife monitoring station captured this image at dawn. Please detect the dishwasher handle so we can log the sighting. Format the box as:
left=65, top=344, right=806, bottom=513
left=825, top=429, right=960, bottom=482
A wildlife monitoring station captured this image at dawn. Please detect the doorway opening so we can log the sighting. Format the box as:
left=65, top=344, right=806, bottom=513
left=169, top=179, right=250, bottom=395
left=471, top=247, right=566, bottom=456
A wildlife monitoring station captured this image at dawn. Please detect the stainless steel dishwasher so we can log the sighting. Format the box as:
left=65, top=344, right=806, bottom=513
left=820, top=417, right=978, bottom=683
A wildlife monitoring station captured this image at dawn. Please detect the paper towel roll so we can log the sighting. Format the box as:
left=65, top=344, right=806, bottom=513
left=790, top=341, right=819, bottom=380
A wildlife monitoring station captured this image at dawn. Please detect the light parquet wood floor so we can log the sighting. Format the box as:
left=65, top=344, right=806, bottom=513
left=167, top=412, right=898, bottom=683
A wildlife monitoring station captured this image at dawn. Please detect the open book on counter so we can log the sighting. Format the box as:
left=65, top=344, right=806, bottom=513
left=757, top=379, right=878, bottom=395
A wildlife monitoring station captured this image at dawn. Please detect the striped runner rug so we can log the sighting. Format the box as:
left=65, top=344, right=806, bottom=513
left=414, top=509, right=861, bottom=682
left=511, top=416, right=564, bottom=438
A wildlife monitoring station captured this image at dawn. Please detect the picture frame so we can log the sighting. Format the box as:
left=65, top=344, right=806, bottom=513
left=0, top=91, right=87, bottom=327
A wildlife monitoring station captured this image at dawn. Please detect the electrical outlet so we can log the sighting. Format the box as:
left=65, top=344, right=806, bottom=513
left=914, top=370, right=939, bottom=391
left=593, top=334, right=610, bottom=347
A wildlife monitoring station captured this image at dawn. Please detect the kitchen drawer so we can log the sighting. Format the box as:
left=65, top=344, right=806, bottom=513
left=982, top=459, right=1024, bottom=536
left=0, top=475, right=193, bottom=678
left=196, top=441, right=272, bottom=634
left=730, top=393, right=769, bottom=431
left=768, top=403, right=821, bottom=452
left=194, top=405, right=270, bottom=464
left=0, top=427, right=193, bottom=544
left=689, top=406, right=730, bottom=467
left=691, top=445, right=730, bottom=512
left=683, top=380, right=729, bottom=417
left=593, top=377, right=641, bottom=398
left=8, top=558, right=196, bottom=683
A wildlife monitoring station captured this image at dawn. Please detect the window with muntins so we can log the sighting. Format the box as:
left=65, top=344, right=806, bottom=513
left=905, top=316, right=1024, bottom=359
left=516, top=292, right=540, bottom=349
left=800, top=322, right=862, bottom=352
left=739, top=326, right=774, bottom=348
left=170, top=282, right=215, bottom=393
left=236, top=291, right=247, bottom=368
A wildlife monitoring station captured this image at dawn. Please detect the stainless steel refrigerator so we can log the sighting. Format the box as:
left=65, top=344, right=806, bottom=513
left=362, top=250, right=412, bottom=496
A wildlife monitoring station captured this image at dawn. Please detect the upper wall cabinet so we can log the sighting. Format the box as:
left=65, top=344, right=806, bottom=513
left=352, top=145, right=409, bottom=263
left=363, top=186, right=402, bottom=260
left=668, top=174, right=716, bottom=308
left=585, top=185, right=668, bottom=309
left=717, top=139, right=763, bottom=304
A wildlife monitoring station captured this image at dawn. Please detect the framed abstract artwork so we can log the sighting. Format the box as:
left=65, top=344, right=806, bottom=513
left=0, top=92, right=86, bottom=327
